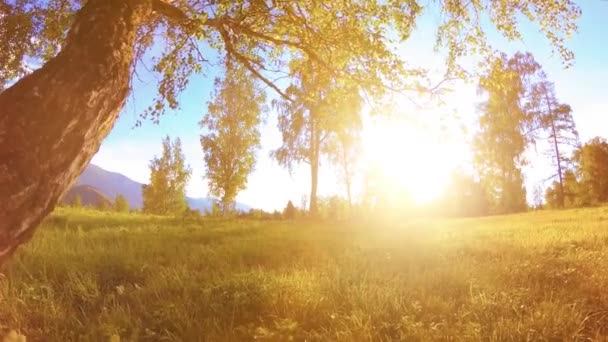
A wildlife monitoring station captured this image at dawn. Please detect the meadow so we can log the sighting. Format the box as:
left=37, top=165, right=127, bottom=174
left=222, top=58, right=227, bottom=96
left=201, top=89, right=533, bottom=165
left=1, top=207, right=608, bottom=341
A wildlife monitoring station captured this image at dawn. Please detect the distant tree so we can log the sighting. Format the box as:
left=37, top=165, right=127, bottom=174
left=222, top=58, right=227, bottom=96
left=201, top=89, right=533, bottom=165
left=210, top=202, right=221, bottom=217
left=327, top=196, right=349, bottom=220
left=200, top=63, right=265, bottom=214
left=473, top=52, right=541, bottom=214
left=72, top=195, right=82, bottom=208
left=441, top=170, right=490, bottom=217
left=329, top=125, right=362, bottom=210
left=142, top=136, right=192, bottom=216
left=272, top=59, right=362, bottom=217
left=573, top=137, right=608, bottom=204
left=300, top=195, right=308, bottom=215
left=284, top=200, right=296, bottom=220
left=527, top=74, right=579, bottom=208
left=545, top=170, right=580, bottom=208
left=114, top=194, right=129, bottom=213
left=532, top=185, right=544, bottom=210
left=97, top=200, right=111, bottom=211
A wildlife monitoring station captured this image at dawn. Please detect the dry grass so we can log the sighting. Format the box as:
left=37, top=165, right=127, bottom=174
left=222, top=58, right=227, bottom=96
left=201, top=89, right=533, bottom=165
left=1, top=206, right=608, bottom=341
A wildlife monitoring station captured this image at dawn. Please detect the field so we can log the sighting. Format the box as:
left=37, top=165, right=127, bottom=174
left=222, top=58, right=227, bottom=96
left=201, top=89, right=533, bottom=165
left=1, top=207, right=608, bottom=341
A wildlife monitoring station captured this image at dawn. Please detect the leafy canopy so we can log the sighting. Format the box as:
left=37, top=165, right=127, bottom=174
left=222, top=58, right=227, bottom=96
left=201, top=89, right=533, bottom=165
left=0, top=0, right=581, bottom=114
left=142, top=135, right=192, bottom=215
left=200, top=63, right=265, bottom=212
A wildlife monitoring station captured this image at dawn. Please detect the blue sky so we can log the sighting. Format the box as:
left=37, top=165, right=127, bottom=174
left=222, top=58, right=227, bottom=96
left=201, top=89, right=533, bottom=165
left=92, top=1, right=608, bottom=211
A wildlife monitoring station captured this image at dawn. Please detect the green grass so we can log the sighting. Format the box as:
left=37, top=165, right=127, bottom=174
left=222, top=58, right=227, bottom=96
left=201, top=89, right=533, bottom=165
left=2, top=207, right=608, bottom=341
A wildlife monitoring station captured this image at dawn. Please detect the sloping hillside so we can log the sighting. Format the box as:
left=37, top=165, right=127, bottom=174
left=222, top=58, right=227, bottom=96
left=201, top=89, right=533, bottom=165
left=74, top=164, right=250, bottom=212
left=61, top=185, right=112, bottom=208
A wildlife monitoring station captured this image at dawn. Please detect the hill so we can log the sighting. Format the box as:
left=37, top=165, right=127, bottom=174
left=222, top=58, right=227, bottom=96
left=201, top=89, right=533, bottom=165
left=74, top=164, right=251, bottom=212
left=60, top=184, right=112, bottom=208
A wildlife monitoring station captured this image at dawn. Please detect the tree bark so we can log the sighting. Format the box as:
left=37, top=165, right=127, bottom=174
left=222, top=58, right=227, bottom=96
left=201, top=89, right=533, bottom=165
left=309, top=120, right=319, bottom=216
left=544, top=92, right=564, bottom=208
left=0, top=0, right=150, bottom=266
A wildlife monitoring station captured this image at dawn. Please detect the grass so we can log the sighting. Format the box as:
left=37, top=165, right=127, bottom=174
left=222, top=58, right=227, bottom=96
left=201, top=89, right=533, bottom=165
left=1, top=206, right=608, bottom=341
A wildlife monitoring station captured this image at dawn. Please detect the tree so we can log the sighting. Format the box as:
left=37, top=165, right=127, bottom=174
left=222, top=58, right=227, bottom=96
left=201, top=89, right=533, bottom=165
left=284, top=200, right=296, bottom=220
left=528, top=74, right=579, bottom=208
left=545, top=169, right=580, bottom=208
left=473, top=52, right=541, bottom=214
left=97, top=200, right=111, bottom=211
left=0, top=0, right=581, bottom=264
left=441, top=170, right=490, bottom=217
left=142, top=136, right=191, bottom=216
left=272, top=59, right=362, bottom=216
left=114, top=194, right=129, bottom=213
left=329, top=124, right=362, bottom=210
left=72, top=195, right=82, bottom=208
left=200, top=63, right=265, bottom=214
left=573, top=137, right=608, bottom=204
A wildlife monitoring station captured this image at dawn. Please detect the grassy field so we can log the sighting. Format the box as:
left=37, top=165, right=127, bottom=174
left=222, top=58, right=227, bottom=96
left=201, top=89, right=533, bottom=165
left=1, top=207, right=608, bottom=341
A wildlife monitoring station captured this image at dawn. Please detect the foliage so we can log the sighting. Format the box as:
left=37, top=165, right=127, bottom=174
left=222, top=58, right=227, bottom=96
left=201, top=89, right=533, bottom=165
left=200, top=64, right=265, bottom=213
left=4, top=206, right=608, bottom=340
left=142, top=136, right=191, bottom=216
left=545, top=170, right=580, bottom=209
left=440, top=170, right=490, bottom=217
left=328, top=123, right=362, bottom=209
left=284, top=200, right=296, bottom=220
left=527, top=72, right=579, bottom=207
left=473, top=52, right=541, bottom=214
left=97, top=200, right=111, bottom=212
left=114, top=195, right=129, bottom=213
left=272, top=58, right=362, bottom=215
left=0, top=0, right=581, bottom=112
left=71, top=195, right=82, bottom=208
left=573, top=137, right=608, bottom=204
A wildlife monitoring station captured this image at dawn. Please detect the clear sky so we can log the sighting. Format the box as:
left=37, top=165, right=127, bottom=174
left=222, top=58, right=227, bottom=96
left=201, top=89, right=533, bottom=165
left=92, top=1, right=608, bottom=211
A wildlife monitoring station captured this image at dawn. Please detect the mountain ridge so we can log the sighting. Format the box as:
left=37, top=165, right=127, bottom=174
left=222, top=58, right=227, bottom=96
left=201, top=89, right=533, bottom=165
left=74, top=164, right=251, bottom=212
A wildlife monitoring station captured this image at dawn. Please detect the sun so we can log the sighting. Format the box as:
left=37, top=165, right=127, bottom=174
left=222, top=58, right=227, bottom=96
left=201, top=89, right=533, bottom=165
left=362, top=117, right=462, bottom=204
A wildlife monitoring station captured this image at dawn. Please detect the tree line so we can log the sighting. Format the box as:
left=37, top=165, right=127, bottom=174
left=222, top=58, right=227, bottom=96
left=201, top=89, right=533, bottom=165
left=142, top=50, right=606, bottom=219
left=0, top=0, right=582, bottom=264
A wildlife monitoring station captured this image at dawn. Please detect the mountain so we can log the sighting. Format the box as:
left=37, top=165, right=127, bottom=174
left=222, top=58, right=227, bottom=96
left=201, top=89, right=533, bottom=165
left=76, top=164, right=144, bottom=208
left=61, top=185, right=112, bottom=208
left=74, top=164, right=251, bottom=212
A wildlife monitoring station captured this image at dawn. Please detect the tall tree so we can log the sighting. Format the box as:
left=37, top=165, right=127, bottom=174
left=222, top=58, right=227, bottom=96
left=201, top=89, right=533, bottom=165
left=573, top=137, right=608, bottom=205
left=329, top=125, right=362, bottom=210
left=142, top=136, right=191, bottom=215
left=0, top=0, right=581, bottom=264
left=527, top=74, right=579, bottom=207
left=473, top=52, right=541, bottom=214
left=200, top=64, right=265, bottom=213
left=272, top=59, right=362, bottom=216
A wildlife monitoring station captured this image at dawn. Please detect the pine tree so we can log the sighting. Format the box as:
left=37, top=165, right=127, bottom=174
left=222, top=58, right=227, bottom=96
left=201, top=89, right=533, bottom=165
left=142, top=136, right=192, bottom=216
left=527, top=74, right=579, bottom=208
left=284, top=201, right=296, bottom=220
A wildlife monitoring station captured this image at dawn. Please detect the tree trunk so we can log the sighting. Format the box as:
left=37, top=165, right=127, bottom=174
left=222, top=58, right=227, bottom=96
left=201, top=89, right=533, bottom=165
left=341, top=142, right=353, bottom=209
left=0, top=0, right=149, bottom=266
left=309, top=120, right=319, bottom=217
left=544, top=93, right=564, bottom=208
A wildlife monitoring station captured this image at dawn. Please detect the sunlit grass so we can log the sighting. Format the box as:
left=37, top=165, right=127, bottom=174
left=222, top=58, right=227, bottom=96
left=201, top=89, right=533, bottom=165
left=1, top=207, right=608, bottom=340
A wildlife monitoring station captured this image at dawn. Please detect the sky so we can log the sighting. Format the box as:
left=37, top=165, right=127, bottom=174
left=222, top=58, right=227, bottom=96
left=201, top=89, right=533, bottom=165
left=91, top=1, right=608, bottom=211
